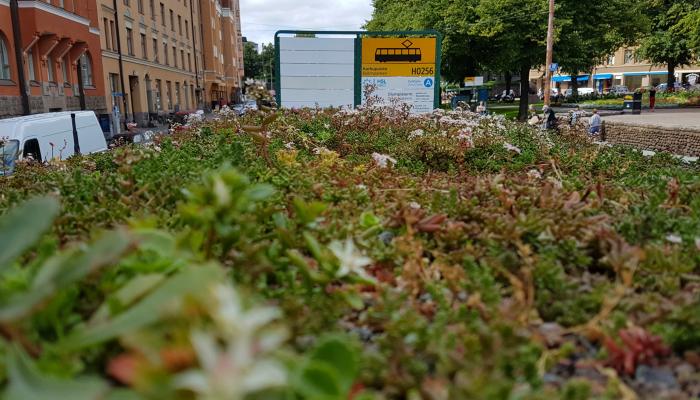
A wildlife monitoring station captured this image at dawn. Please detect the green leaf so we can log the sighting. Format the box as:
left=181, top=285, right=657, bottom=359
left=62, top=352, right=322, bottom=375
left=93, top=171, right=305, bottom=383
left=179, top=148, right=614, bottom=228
left=294, top=359, right=342, bottom=400
left=89, top=273, right=166, bottom=324
left=4, top=345, right=108, bottom=400
left=359, top=211, right=380, bottom=229
left=293, top=198, right=327, bottom=225
left=0, top=197, right=60, bottom=272
left=62, top=263, right=224, bottom=349
left=245, top=183, right=275, bottom=201
left=309, top=336, right=359, bottom=394
left=0, top=229, right=131, bottom=323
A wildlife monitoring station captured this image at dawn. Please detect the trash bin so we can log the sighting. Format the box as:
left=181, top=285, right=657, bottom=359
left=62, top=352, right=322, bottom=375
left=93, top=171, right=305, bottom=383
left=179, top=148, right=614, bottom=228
left=632, top=92, right=642, bottom=114
left=97, top=114, right=112, bottom=139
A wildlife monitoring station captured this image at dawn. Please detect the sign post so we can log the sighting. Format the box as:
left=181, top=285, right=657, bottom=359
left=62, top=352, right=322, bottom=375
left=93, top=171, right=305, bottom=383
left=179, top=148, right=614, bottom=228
left=360, top=37, right=439, bottom=113
left=275, top=30, right=441, bottom=114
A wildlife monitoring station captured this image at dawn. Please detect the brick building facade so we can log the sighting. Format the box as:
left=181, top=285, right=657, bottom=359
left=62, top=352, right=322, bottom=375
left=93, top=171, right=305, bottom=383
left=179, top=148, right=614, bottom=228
left=1, top=0, right=244, bottom=124
left=0, top=0, right=107, bottom=118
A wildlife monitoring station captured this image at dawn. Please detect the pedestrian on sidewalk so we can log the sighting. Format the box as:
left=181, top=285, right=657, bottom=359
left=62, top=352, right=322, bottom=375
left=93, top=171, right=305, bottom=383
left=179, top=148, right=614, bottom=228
left=542, top=105, right=558, bottom=131
left=476, top=101, right=487, bottom=115
left=649, top=86, right=657, bottom=112
left=589, top=109, right=602, bottom=135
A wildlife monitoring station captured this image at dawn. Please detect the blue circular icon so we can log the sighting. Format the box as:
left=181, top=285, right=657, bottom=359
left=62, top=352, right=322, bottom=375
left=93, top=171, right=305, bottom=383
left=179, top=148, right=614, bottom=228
left=424, top=78, right=434, bottom=88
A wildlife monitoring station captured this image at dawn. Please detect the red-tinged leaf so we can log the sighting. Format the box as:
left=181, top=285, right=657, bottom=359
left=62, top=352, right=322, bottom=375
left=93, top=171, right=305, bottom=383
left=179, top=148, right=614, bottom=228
left=107, top=354, right=142, bottom=385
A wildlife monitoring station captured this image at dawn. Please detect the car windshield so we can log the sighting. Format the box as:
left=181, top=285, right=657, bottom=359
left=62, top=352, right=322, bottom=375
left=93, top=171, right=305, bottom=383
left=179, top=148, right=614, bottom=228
left=0, top=139, right=19, bottom=176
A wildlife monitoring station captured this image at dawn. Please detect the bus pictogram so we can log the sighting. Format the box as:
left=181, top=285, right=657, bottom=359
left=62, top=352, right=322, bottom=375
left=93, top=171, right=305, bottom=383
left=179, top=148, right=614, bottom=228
left=374, top=39, right=422, bottom=63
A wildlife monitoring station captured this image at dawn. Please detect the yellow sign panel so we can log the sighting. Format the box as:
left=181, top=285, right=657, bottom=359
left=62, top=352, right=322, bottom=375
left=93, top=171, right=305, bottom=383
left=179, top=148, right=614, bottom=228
left=361, top=37, right=437, bottom=77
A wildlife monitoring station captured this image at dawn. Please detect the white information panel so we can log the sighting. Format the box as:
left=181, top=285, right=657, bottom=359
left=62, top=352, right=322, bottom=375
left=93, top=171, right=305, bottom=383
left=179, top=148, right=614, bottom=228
left=361, top=77, right=436, bottom=114
left=279, top=37, right=355, bottom=109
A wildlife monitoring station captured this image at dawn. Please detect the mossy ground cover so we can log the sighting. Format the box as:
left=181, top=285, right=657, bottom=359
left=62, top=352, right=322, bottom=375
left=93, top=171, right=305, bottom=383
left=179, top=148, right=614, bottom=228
left=0, top=104, right=699, bottom=399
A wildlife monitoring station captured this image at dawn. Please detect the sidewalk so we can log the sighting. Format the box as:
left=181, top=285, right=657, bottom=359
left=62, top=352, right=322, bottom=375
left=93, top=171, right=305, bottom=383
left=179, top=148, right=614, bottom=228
left=601, top=109, right=700, bottom=129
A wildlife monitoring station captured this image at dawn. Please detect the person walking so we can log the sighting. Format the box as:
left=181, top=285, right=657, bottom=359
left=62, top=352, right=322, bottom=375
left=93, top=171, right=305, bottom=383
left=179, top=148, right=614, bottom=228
left=649, top=86, right=657, bottom=112
left=476, top=101, right=487, bottom=115
left=589, top=109, right=602, bottom=135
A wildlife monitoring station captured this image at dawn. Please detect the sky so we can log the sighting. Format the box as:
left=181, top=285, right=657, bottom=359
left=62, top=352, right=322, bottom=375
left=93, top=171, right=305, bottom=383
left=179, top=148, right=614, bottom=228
left=239, top=0, right=374, bottom=47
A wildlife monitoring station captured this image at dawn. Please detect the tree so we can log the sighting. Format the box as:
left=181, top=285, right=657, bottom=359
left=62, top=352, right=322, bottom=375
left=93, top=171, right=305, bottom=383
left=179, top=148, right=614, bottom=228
left=636, top=0, right=700, bottom=90
left=555, top=0, right=645, bottom=97
left=243, top=43, right=276, bottom=88
left=471, top=0, right=548, bottom=120
left=243, top=42, right=262, bottom=80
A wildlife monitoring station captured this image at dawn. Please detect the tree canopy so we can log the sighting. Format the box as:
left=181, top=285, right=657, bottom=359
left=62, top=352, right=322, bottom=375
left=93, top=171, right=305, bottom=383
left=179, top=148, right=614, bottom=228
left=636, top=0, right=700, bottom=88
left=367, top=0, right=645, bottom=118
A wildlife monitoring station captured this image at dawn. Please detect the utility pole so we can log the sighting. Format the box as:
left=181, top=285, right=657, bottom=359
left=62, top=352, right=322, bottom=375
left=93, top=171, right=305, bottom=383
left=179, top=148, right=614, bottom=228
left=543, top=0, right=555, bottom=106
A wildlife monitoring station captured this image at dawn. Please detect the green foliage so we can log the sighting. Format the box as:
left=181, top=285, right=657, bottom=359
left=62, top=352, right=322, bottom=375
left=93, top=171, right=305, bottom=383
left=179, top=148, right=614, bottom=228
left=0, top=106, right=699, bottom=398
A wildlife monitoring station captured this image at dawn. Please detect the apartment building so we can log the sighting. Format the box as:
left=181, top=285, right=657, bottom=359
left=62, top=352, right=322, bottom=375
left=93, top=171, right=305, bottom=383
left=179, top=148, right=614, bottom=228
left=199, top=0, right=244, bottom=109
left=0, top=0, right=107, bottom=118
left=531, top=47, right=700, bottom=93
left=97, top=0, right=205, bottom=126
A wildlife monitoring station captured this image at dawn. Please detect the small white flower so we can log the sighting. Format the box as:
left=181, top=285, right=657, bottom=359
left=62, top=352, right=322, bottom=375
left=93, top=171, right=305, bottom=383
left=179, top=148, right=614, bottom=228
left=356, top=184, right=367, bottom=190
left=503, top=142, right=522, bottom=154
left=329, top=238, right=375, bottom=283
left=408, top=129, right=424, bottom=139
left=666, top=234, right=682, bottom=244
left=409, top=201, right=421, bottom=209
left=371, top=152, right=397, bottom=168
left=527, top=169, right=542, bottom=179
left=284, top=142, right=295, bottom=150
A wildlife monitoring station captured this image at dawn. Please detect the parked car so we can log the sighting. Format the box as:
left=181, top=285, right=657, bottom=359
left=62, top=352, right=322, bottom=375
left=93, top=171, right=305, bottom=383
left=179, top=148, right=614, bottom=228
left=609, top=85, right=630, bottom=95
left=564, top=87, right=595, bottom=97
left=0, top=111, right=107, bottom=176
left=655, top=82, right=683, bottom=92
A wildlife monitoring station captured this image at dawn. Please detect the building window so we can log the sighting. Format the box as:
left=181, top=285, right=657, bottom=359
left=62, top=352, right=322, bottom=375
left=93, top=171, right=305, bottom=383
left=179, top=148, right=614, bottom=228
left=170, top=10, right=174, bottom=31
left=607, top=54, right=615, bottom=65
left=141, top=33, right=147, bottom=59
left=47, top=56, right=55, bottom=82
left=126, top=28, right=134, bottom=56
left=109, top=73, right=120, bottom=95
left=155, top=79, right=162, bottom=110
left=61, top=58, right=68, bottom=83
left=163, top=42, right=168, bottom=65
left=181, top=50, right=185, bottom=71
left=624, top=49, right=634, bottom=64
left=153, top=38, right=159, bottom=62
left=110, top=21, right=117, bottom=51
left=175, top=81, right=180, bottom=107
left=0, top=34, right=10, bottom=80
left=150, top=0, right=155, bottom=20
left=80, top=53, right=93, bottom=87
left=137, top=0, right=143, bottom=14
left=188, top=53, right=192, bottom=72
left=166, top=80, right=172, bottom=110
left=103, top=18, right=111, bottom=50
left=123, top=0, right=130, bottom=6
left=160, top=3, right=165, bottom=26
left=185, top=20, right=189, bottom=39
left=27, top=49, right=36, bottom=81
left=172, top=46, right=177, bottom=68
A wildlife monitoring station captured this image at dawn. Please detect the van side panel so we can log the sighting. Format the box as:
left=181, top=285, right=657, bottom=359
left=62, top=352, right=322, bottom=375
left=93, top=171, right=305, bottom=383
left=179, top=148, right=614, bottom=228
left=75, top=113, right=108, bottom=154
left=25, top=118, right=75, bottom=161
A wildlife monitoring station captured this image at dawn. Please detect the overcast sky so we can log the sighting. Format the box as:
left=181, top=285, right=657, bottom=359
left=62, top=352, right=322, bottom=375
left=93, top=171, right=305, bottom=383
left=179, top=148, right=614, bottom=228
left=240, top=0, right=374, bottom=47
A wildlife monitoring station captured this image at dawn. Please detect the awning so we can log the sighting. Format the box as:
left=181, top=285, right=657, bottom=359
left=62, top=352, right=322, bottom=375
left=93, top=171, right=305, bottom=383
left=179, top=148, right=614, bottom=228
left=552, top=75, right=590, bottom=83
left=623, top=71, right=668, bottom=77
left=593, top=73, right=613, bottom=80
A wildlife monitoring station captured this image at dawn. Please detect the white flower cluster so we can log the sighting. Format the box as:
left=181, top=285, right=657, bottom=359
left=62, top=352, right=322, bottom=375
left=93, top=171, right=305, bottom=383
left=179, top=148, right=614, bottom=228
left=174, top=284, right=288, bottom=399
left=371, top=152, right=397, bottom=168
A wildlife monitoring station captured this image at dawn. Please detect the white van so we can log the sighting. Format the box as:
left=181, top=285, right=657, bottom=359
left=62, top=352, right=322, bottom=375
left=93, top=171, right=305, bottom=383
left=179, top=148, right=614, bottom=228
left=0, top=111, right=107, bottom=176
